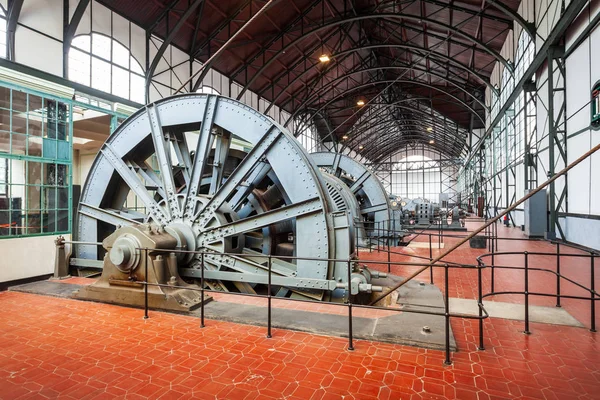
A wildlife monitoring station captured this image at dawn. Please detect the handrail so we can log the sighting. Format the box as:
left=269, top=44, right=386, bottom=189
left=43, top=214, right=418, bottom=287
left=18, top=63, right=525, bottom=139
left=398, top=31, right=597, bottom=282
left=477, top=249, right=598, bottom=333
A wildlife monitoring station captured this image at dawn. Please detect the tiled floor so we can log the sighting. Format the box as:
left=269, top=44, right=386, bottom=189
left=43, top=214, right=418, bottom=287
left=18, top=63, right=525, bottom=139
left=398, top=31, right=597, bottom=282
left=1, top=222, right=599, bottom=399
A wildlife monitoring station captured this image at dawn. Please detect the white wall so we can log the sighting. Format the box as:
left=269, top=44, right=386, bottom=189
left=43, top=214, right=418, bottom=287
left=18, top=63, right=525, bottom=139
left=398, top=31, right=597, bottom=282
left=0, top=235, right=70, bottom=282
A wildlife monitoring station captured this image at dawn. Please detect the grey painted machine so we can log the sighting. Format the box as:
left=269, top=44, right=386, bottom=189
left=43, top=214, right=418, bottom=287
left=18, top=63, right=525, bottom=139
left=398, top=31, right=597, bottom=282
left=310, top=152, right=407, bottom=246
left=74, top=94, right=384, bottom=308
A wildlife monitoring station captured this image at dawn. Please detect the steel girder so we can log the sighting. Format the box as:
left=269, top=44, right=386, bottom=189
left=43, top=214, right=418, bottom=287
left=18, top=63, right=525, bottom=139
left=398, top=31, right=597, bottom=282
left=345, top=116, right=465, bottom=150
left=145, top=0, right=205, bottom=100
left=285, top=79, right=486, bottom=128
left=6, top=0, right=23, bottom=61
left=235, top=12, right=513, bottom=101
left=354, top=127, right=467, bottom=162
left=342, top=105, right=466, bottom=140
left=293, top=65, right=488, bottom=112
left=264, top=43, right=496, bottom=113
left=546, top=46, right=568, bottom=240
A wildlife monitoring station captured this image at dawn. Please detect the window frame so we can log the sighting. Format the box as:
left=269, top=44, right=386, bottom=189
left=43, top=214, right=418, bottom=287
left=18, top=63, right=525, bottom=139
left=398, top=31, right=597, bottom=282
left=69, top=32, right=146, bottom=103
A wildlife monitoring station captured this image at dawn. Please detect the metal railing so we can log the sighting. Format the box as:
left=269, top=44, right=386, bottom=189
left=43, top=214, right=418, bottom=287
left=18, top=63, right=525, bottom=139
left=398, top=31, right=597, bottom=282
left=478, top=242, right=599, bottom=335
left=56, top=233, right=599, bottom=366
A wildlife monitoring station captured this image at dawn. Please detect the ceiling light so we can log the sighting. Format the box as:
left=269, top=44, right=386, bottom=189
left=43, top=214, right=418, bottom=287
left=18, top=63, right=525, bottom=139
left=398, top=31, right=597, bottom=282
left=356, top=99, right=365, bottom=106
left=319, top=54, right=330, bottom=63
left=426, top=127, right=433, bottom=132
left=429, top=139, right=435, bottom=144
left=342, top=135, right=349, bottom=140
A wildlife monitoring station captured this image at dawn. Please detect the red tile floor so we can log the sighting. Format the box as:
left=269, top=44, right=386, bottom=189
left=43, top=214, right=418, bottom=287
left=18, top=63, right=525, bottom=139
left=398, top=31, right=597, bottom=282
left=1, top=221, right=599, bottom=399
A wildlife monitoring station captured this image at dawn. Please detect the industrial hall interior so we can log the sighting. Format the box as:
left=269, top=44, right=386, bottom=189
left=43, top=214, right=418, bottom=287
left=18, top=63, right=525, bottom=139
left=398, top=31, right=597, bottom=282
left=0, top=0, right=599, bottom=398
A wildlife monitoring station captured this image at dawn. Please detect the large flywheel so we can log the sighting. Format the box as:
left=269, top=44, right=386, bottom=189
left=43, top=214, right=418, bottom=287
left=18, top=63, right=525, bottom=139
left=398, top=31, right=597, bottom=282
left=75, top=94, right=375, bottom=301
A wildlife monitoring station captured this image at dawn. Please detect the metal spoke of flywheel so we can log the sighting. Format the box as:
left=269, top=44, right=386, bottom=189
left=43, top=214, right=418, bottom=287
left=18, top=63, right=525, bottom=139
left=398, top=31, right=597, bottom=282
left=171, top=129, right=192, bottom=185
left=195, top=125, right=282, bottom=227
left=184, top=95, right=219, bottom=218
left=147, top=104, right=180, bottom=218
left=101, top=143, right=169, bottom=224
left=79, top=202, right=141, bottom=227
left=200, top=197, right=323, bottom=245
left=208, top=129, right=231, bottom=195
left=228, top=161, right=271, bottom=211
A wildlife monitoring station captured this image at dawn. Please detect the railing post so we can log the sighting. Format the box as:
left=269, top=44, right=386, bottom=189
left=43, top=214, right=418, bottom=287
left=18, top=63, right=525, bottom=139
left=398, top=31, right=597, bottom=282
left=477, top=259, right=485, bottom=350
left=267, top=255, right=272, bottom=338
left=355, top=220, right=359, bottom=253
left=144, top=248, right=149, bottom=319
left=556, top=243, right=561, bottom=308
left=200, top=252, right=205, bottom=328
left=347, top=259, right=354, bottom=351
left=524, top=251, right=531, bottom=335
left=438, top=219, right=441, bottom=249
left=491, top=233, right=495, bottom=293
left=387, top=222, right=391, bottom=273
left=429, top=234, right=434, bottom=284
left=444, top=263, right=452, bottom=365
left=590, top=252, right=596, bottom=333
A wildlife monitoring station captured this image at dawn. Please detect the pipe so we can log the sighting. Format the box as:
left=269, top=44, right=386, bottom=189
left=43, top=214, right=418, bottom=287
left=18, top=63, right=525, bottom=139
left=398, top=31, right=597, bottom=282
left=369, top=141, right=600, bottom=306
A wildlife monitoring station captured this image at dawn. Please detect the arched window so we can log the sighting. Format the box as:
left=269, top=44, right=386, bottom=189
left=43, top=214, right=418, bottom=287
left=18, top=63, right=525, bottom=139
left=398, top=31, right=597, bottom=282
left=515, top=30, right=534, bottom=81
left=197, top=85, right=220, bottom=95
left=68, top=33, right=145, bottom=103
left=0, top=8, right=6, bottom=58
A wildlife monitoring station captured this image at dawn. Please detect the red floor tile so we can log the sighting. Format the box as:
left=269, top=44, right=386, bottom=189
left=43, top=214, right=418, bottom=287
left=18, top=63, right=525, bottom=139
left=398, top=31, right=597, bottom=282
left=1, top=222, right=599, bottom=399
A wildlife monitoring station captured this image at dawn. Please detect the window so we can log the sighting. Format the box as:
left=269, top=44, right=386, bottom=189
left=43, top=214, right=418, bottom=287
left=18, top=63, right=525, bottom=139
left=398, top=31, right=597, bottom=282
left=69, top=33, right=145, bottom=104
left=296, top=122, right=319, bottom=153
left=389, top=154, right=451, bottom=203
left=197, top=85, right=220, bottom=95
left=0, top=86, right=72, bottom=238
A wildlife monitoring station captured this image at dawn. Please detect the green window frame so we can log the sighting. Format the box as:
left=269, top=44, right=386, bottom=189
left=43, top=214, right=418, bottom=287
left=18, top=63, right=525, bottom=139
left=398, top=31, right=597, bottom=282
left=0, top=83, right=73, bottom=238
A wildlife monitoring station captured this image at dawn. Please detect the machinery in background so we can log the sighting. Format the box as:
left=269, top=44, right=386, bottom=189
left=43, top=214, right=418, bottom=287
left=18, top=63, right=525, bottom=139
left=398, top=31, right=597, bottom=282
left=389, top=196, right=467, bottom=231
left=73, top=94, right=384, bottom=310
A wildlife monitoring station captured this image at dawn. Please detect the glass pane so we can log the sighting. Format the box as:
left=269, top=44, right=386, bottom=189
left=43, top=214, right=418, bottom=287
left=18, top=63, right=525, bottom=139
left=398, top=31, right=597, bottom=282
left=0, top=211, right=10, bottom=236
left=0, top=86, right=10, bottom=109
left=12, top=91, right=27, bottom=113
left=91, top=57, right=111, bottom=93
left=130, top=73, right=145, bottom=104
left=28, top=184, right=42, bottom=211
left=0, top=130, right=9, bottom=154
left=112, top=65, right=129, bottom=99
left=57, top=164, right=68, bottom=186
left=43, top=186, right=56, bottom=209
left=44, top=163, right=55, bottom=185
left=130, top=56, right=144, bottom=74
left=69, top=48, right=91, bottom=86
left=11, top=133, right=26, bottom=155
left=112, top=41, right=130, bottom=68
left=28, top=161, right=42, bottom=185
left=12, top=110, right=27, bottom=134
left=58, top=187, right=69, bottom=208
left=27, top=135, right=42, bottom=157
left=72, top=35, right=91, bottom=52
left=92, top=33, right=111, bottom=60
left=28, top=114, right=42, bottom=137
left=28, top=209, right=42, bottom=234
left=29, top=94, right=43, bottom=113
